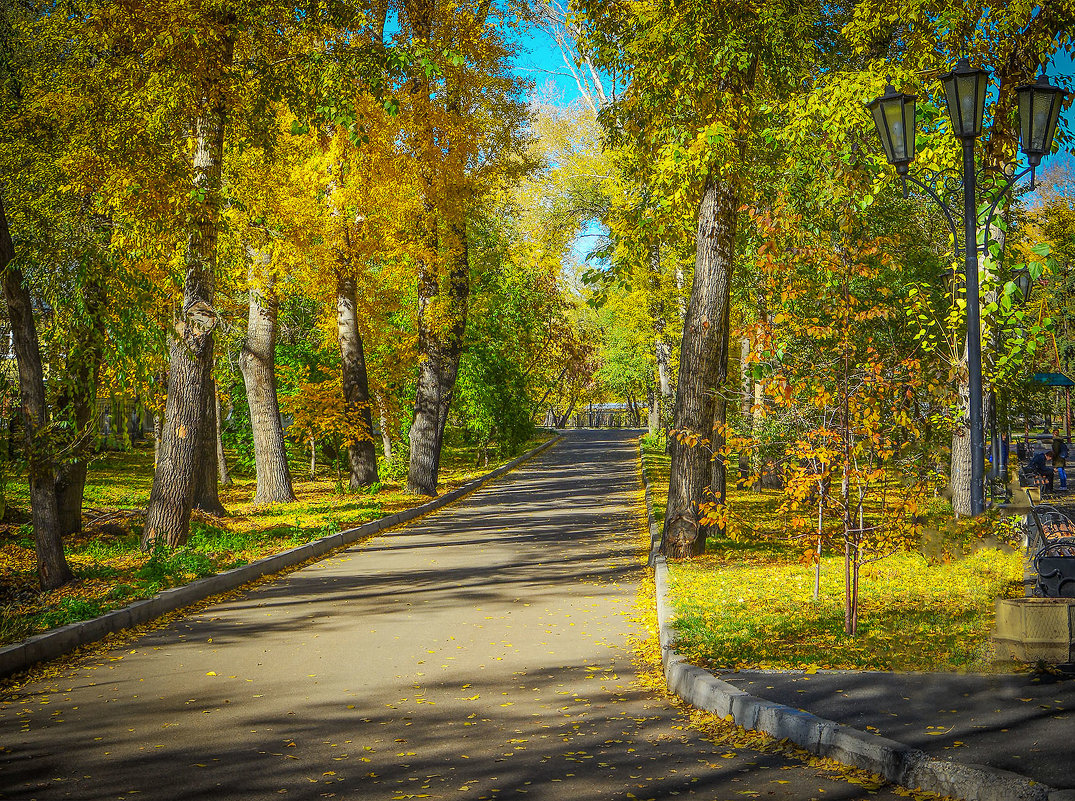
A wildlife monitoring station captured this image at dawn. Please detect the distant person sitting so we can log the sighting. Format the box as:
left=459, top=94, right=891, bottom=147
left=1030, top=449, right=1056, bottom=491
left=1053, top=429, right=1069, bottom=490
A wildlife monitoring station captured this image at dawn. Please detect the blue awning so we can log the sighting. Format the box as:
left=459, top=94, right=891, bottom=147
left=1031, top=372, right=1075, bottom=387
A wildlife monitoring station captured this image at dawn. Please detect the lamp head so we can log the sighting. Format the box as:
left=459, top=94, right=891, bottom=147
left=1017, top=73, right=1065, bottom=168
left=866, top=79, right=917, bottom=174
left=939, top=57, right=990, bottom=139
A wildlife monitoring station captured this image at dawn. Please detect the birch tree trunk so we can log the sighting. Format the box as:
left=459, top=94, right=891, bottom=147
left=215, top=390, right=231, bottom=487
left=239, top=256, right=296, bottom=504
left=143, top=30, right=233, bottom=548
left=0, top=193, right=73, bottom=589
left=377, top=395, right=393, bottom=464
left=337, top=271, right=378, bottom=488
left=662, top=171, right=740, bottom=558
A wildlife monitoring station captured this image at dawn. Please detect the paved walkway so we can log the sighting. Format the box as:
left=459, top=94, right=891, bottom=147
left=721, top=663, right=1075, bottom=791
left=1, top=430, right=908, bottom=801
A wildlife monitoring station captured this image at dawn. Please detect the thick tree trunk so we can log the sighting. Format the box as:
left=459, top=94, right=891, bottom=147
left=337, top=270, right=378, bottom=488
left=143, top=34, right=232, bottom=548
left=663, top=171, right=739, bottom=559
left=408, top=221, right=469, bottom=496
left=191, top=377, right=226, bottom=516
left=0, top=193, right=73, bottom=589
left=239, top=256, right=296, bottom=504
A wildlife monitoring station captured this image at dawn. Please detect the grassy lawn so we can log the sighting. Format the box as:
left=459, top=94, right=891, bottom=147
left=642, top=438, right=1025, bottom=672
left=0, top=432, right=552, bottom=646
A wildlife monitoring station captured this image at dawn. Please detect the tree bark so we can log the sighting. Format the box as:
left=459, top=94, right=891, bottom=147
left=215, top=389, right=232, bottom=486
left=337, top=270, right=379, bottom=488
left=377, top=394, right=393, bottom=464
left=648, top=245, right=674, bottom=428
left=0, top=193, right=73, bottom=589
left=950, top=352, right=974, bottom=516
left=708, top=305, right=732, bottom=538
left=239, top=254, right=296, bottom=504
left=191, top=377, right=226, bottom=516
left=143, top=30, right=233, bottom=548
left=663, top=171, right=740, bottom=559
left=408, top=220, right=469, bottom=496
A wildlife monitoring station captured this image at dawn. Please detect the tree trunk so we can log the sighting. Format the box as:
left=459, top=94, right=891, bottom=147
left=0, top=193, right=73, bottom=589
left=708, top=308, right=732, bottom=538
left=239, top=255, right=296, bottom=504
left=663, top=171, right=740, bottom=559
left=191, top=377, right=226, bottom=516
left=55, top=288, right=105, bottom=536
left=337, top=270, right=378, bottom=488
left=215, top=389, right=232, bottom=487
left=143, top=32, right=232, bottom=548
left=655, top=336, right=672, bottom=423
left=408, top=220, right=469, bottom=496
left=377, top=395, right=393, bottom=464
left=950, top=350, right=974, bottom=516
left=738, top=335, right=752, bottom=480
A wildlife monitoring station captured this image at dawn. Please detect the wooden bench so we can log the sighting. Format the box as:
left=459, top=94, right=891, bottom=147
left=1018, top=467, right=1050, bottom=505
left=1021, top=507, right=1075, bottom=598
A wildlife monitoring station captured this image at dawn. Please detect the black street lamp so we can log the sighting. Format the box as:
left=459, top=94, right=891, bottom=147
left=868, top=61, right=1066, bottom=515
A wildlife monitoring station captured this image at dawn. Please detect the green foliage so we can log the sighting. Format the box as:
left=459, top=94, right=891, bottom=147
left=135, top=543, right=215, bottom=594
left=39, top=597, right=104, bottom=629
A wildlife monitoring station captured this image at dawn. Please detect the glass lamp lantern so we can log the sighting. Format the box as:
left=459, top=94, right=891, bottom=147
left=866, top=81, right=917, bottom=174
left=939, top=57, right=990, bottom=139
left=1016, top=74, right=1065, bottom=167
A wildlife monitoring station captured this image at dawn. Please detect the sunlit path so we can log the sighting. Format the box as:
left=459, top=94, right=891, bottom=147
left=2, top=431, right=905, bottom=801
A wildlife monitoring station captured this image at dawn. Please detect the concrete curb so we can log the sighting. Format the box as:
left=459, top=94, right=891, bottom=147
left=0, top=434, right=563, bottom=680
left=637, top=441, right=1063, bottom=801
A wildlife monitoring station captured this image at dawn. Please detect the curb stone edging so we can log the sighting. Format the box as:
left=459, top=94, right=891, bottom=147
left=0, top=434, right=563, bottom=680
left=637, top=440, right=1063, bottom=801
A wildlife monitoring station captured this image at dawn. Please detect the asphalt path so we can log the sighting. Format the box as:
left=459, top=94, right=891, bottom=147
left=721, top=666, right=1075, bottom=790
left=1, top=430, right=909, bottom=801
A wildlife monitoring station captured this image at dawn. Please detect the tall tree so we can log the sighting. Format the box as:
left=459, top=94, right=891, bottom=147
left=579, top=0, right=820, bottom=556
left=239, top=246, right=296, bottom=504
left=337, top=268, right=379, bottom=487
left=0, top=194, right=73, bottom=590
left=143, top=16, right=234, bottom=547
left=401, top=0, right=530, bottom=495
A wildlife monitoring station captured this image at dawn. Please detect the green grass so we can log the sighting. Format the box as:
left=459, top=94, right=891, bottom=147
left=642, top=438, right=1025, bottom=672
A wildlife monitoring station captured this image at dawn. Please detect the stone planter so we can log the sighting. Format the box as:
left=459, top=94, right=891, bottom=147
left=994, top=597, right=1075, bottom=664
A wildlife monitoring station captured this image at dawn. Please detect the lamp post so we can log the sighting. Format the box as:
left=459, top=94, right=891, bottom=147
left=868, top=59, right=1065, bottom=515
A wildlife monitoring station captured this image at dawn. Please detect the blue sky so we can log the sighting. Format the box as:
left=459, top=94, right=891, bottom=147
left=509, top=27, right=586, bottom=106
